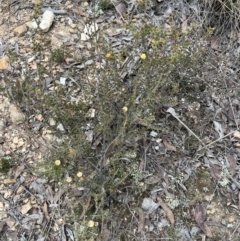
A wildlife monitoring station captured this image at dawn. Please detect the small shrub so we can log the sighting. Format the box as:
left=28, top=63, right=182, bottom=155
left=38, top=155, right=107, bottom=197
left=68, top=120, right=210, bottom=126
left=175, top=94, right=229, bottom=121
left=3, top=17, right=212, bottom=240
left=51, top=47, right=65, bottom=64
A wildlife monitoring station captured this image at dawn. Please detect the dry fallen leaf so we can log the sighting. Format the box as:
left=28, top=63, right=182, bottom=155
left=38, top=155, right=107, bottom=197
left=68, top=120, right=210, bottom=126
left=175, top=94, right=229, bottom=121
left=3, top=179, right=16, bottom=184
left=226, top=154, right=237, bottom=175
left=156, top=195, right=175, bottom=225
left=209, top=164, right=222, bottom=181
left=162, top=136, right=176, bottom=152
left=21, top=201, right=32, bottom=214
left=194, top=203, right=206, bottom=225
left=42, top=201, right=50, bottom=221
left=181, top=19, right=188, bottom=33
left=210, top=37, right=220, bottom=51
left=14, top=164, right=25, bottom=179
left=201, top=222, right=213, bottom=238
left=194, top=203, right=212, bottom=237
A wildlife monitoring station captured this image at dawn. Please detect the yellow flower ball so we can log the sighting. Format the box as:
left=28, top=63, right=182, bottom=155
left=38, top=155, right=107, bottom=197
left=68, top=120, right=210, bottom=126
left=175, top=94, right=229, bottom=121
left=122, top=106, right=128, bottom=113
left=140, top=53, right=146, bottom=60
left=106, top=53, right=112, bottom=59
left=55, top=160, right=61, bottom=166
left=66, top=177, right=72, bottom=183
left=77, top=172, right=83, bottom=177
left=88, top=220, right=95, bottom=228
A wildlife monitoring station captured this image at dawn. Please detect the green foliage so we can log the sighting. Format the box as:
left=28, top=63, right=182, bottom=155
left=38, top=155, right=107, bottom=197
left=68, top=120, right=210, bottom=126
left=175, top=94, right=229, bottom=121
left=98, top=0, right=113, bottom=11
left=0, top=158, right=11, bottom=174
left=51, top=47, right=65, bottom=64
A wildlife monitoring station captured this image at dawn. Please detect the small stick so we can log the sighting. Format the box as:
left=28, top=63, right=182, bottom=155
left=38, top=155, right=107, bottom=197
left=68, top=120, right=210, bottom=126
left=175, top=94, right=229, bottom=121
left=41, top=8, right=67, bottom=15
left=166, top=107, right=204, bottom=145
left=197, top=131, right=235, bottom=151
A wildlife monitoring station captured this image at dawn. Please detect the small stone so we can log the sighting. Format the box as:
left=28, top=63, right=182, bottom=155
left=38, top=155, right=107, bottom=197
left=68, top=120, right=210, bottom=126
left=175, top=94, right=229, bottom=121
left=12, top=136, right=19, bottom=144
left=10, top=143, right=17, bottom=150
left=150, top=131, right=158, bottom=137
left=142, top=198, right=159, bottom=214
left=5, top=218, right=15, bottom=229
left=14, top=25, right=27, bottom=37
left=28, top=56, right=36, bottom=63
left=18, top=138, right=25, bottom=147
left=82, top=1, right=89, bottom=7
left=36, top=114, right=43, bottom=121
left=65, top=1, right=72, bottom=7
left=49, top=118, right=56, bottom=126
left=0, top=120, right=5, bottom=133
left=39, top=10, right=55, bottom=33
left=43, top=133, right=53, bottom=141
left=228, top=216, right=235, bottom=223
left=8, top=37, right=17, bottom=45
left=26, top=19, right=38, bottom=29
left=80, top=33, right=89, bottom=41
left=0, top=56, right=10, bottom=70
left=32, top=0, right=42, bottom=5
left=57, top=123, right=65, bottom=131
left=9, top=105, right=25, bottom=124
